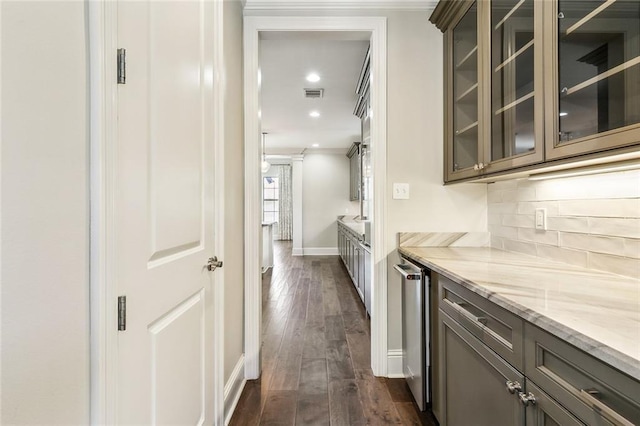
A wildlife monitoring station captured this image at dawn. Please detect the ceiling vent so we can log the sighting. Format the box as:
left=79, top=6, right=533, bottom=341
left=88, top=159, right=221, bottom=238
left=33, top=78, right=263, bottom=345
left=304, top=88, right=324, bottom=99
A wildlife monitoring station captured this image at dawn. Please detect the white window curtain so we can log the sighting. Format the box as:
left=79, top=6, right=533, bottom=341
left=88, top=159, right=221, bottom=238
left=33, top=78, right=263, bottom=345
left=276, top=165, right=293, bottom=240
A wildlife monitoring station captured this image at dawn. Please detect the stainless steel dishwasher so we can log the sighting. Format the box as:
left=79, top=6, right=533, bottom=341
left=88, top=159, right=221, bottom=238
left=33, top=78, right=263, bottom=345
left=394, top=258, right=429, bottom=411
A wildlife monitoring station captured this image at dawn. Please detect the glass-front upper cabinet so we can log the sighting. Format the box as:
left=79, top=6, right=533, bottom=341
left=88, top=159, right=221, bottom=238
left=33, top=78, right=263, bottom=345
left=447, top=2, right=482, bottom=180
left=545, top=0, right=640, bottom=159
left=486, top=0, right=544, bottom=172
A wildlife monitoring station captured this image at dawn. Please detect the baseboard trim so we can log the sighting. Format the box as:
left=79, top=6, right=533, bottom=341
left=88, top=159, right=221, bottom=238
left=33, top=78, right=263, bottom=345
left=303, top=247, right=339, bottom=256
left=387, top=349, right=404, bottom=378
left=224, top=354, right=246, bottom=425
left=292, top=247, right=304, bottom=256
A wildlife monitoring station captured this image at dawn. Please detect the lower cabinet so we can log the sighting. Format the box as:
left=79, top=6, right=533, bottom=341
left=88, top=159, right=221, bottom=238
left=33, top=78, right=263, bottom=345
left=435, top=273, right=640, bottom=426
left=525, top=382, right=583, bottom=426
left=439, top=311, right=525, bottom=426
left=337, top=222, right=370, bottom=315
left=363, top=246, right=371, bottom=314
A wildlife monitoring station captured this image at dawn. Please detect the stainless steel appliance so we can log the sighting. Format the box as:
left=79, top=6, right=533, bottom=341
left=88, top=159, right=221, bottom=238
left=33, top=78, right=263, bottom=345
left=393, top=257, right=430, bottom=411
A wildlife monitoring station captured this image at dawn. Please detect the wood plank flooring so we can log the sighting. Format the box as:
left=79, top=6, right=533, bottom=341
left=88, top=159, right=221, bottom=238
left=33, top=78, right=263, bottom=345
left=230, top=241, right=438, bottom=426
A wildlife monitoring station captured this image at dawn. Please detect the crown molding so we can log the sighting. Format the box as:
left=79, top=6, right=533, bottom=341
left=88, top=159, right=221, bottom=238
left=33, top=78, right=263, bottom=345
left=243, top=0, right=437, bottom=11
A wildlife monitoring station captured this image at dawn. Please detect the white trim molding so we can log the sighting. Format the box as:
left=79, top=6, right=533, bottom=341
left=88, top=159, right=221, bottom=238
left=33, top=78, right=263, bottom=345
left=303, top=247, right=339, bottom=256
left=243, top=0, right=437, bottom=11
left=223, top=355, right=247, bottom=426
left=212, top=0, right=227, bottom=423
left=243, top=15, right=388, bottom=379
left=386, top=349, right=404, bottom=378
left=89, top=1, right=119, bottom=423
left=291, top=155, right=304, bottom=258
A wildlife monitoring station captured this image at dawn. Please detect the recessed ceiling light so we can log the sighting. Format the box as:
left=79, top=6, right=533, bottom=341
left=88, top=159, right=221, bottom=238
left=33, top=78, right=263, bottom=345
left=312, top=143, right=319, bottom=148
left=559, top=112, right=568, bottom=117
left=309, top=111, right=320, bottom=118
left=306, top=73, right=320, bottom=83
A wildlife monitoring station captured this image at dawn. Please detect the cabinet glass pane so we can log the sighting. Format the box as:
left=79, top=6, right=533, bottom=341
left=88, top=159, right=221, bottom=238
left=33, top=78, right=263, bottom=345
left=491, top=0, right=536, bottom=161
left=557, top=0, right=640, bottom=143
left=453, top=3, right=479, bottom=171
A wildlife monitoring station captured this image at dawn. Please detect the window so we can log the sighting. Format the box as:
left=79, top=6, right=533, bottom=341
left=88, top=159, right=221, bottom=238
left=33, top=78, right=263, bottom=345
left=263, top=176, right=279, bottom=223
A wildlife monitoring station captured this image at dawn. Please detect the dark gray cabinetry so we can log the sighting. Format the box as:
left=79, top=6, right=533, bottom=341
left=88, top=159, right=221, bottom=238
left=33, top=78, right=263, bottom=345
left=337, top=222, right=370, bottom=315
left=432, top=0, right=640, bottom=183
left=525, top=382, right=584, bottom=426
left=346, top=143, right=361, bottom=202
left=435, top=273, right=639, bottom=426
left=363, top=245, right=371, bottom=317
left=525, top=323, right=640, bottom=426
left=438, top=275, right=524, bottom=369
left=439, top=311, right=525, bottom=426
left=544, top=0, right=640, bottom=161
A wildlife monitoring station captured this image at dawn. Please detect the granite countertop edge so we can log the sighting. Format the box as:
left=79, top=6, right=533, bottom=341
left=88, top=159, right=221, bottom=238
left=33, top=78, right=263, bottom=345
left=398, top=246, right=640, bottom=382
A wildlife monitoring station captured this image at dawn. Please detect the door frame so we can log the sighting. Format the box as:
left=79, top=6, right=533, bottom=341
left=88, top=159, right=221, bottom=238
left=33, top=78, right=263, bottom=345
left=88, top=1, right=227, bottom=423
left=243, top=16, right=388, bottom=378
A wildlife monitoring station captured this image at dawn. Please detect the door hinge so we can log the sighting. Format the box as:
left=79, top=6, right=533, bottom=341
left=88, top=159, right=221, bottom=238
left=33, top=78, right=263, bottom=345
left=118, top=296, right=126, bottom=331
left=117, top=48, right=126, bottom=84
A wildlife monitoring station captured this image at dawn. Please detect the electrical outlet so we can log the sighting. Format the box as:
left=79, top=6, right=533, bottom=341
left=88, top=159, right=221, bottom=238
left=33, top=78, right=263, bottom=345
left=535, top=208, right=547, bottom=230
left=393, top=183, right=410, bottom=200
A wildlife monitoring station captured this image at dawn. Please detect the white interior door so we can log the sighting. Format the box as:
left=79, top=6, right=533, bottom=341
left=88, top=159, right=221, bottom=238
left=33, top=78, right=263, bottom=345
left=116, top=1, right=216, bottom=424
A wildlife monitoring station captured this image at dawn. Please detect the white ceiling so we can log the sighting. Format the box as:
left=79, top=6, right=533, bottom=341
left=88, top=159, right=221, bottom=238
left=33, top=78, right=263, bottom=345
left=259, top=35, right=370, bottom=153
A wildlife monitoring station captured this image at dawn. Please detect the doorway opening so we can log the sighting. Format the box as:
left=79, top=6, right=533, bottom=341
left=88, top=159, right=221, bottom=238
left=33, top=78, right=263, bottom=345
left=243, top=16, right=388, bottom=381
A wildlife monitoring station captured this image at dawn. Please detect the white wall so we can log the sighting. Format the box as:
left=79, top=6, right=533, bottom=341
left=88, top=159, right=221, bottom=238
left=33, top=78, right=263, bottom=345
left=302, top=153, right=360, bottom=252
left=1, top=1, right=90, bottom=423
left=489, top=170, right=640, bottom=278
left=222, top=0, right=245, bottom=385
left=383, top=12, right=487, bottom=352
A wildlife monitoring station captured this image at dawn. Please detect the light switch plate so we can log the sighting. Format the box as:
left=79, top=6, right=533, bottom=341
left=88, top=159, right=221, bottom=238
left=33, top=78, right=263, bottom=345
left=393, top=183, right=410, bottom=200
left=535, top=208, right=547, bottom=230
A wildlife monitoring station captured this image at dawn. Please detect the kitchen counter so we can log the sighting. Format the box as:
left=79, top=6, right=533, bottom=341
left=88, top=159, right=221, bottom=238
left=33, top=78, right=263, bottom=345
left=398, top=246, right=640, bottom=381
left=337, top=215, right=366, bottom=240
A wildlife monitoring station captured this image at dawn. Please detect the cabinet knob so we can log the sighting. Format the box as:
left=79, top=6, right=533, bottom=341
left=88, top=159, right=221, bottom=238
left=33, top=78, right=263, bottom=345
left=518, top=392, right=537, bottom=406
left=505, top=380, right=522, bottom=394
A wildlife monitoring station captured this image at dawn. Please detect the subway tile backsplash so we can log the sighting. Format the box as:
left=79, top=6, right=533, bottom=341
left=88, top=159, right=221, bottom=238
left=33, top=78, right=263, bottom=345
left=488, top=169, right=640, bottom=279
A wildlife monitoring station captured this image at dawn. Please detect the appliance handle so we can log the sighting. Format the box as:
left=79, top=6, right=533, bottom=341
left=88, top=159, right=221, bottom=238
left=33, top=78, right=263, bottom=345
left=393, top=264, right=422, bottom=280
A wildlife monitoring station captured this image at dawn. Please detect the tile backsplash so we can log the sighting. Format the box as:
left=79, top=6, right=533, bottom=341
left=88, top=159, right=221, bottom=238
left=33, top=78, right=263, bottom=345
left=488, top=169, right=640, bottom=278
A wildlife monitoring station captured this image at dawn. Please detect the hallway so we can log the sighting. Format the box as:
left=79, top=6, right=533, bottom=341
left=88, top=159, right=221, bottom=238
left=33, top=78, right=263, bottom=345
left=230, top=241, right=436, bottom=425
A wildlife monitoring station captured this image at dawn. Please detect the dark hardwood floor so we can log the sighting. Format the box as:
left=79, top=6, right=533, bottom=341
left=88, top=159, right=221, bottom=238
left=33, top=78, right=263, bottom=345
left=230, top=241, right=438, bottom=425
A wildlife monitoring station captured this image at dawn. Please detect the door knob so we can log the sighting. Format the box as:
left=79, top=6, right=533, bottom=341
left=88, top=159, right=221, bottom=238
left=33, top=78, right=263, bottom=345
left=206, top=256, right=223, bottom=272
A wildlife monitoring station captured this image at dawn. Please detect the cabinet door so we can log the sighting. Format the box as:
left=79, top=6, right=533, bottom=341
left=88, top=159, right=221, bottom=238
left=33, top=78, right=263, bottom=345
left=363, top=248, right=371, bottom=314
left=544, top=0, right=640, bottom=160
left=525, top=382, right=585, bottom=426
left=446, top=1, right=483, bottom=181
left=438, top=311, right=525, bottom=426
left=484, top=0, right=544, bottom=173
left=349, top=149, right=360, bottom=201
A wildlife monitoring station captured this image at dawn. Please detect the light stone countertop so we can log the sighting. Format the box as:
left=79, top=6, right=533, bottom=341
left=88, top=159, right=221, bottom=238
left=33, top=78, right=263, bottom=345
left=337, top=215, right=366, bottom=239
left=398, top=246, right=640, bottom=381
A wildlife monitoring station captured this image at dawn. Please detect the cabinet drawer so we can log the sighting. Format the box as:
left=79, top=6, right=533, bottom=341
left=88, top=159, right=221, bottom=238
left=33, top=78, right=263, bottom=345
left=525, top=323, right=640, bottom=426
left=438, top=275, right=524, bottom=370
left=525, top=381, right=584, bottom=426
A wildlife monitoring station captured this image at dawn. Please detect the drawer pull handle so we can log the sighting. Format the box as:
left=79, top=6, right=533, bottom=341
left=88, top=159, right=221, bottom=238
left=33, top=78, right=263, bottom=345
left=518, top=392, right=536, bottom=406
left=447, top=299, right=488, bottom=325
left=579, top=389, right=634, bottom=426
left=506, top=380, right=522, bottom=394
